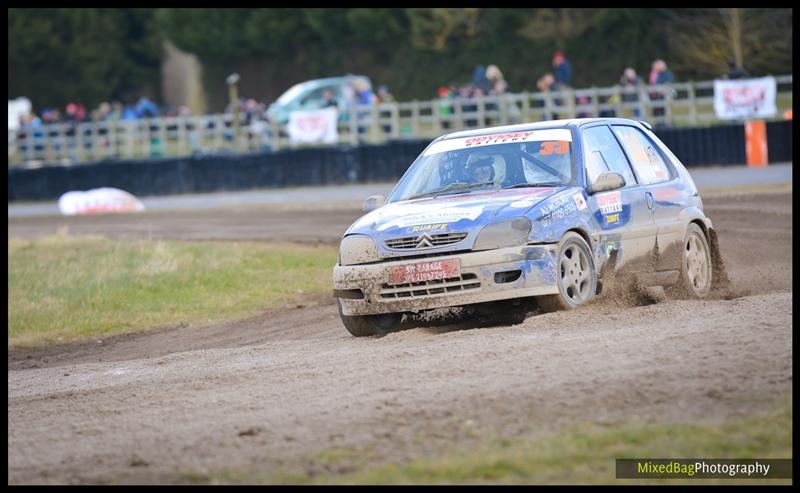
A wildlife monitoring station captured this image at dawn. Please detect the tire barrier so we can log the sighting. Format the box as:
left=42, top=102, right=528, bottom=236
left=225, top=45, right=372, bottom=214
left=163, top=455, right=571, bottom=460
left=7, top=122, right=791, bottom=203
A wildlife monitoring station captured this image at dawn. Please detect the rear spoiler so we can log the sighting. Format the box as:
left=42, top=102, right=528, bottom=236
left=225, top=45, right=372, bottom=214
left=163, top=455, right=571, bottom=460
left=638, top=120, right=653, bottom=130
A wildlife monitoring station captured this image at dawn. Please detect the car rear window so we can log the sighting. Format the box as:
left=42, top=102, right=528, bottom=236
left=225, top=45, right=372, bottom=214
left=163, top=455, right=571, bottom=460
left=611, top=125, right=672, bottom=185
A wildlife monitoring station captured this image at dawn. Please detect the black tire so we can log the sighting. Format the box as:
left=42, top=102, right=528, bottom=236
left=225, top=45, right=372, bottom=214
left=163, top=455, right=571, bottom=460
left=337, top=299, right=403, bottom=337
left=671, top=222, right=713, bottom=298
left=473, top=298, right=532, bottom=326
left=538, top=232, right=597, bottom=312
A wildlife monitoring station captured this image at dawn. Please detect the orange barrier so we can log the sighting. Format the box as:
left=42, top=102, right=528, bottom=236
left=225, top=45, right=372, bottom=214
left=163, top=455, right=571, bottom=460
left=745, top=120, right=768, bottom=167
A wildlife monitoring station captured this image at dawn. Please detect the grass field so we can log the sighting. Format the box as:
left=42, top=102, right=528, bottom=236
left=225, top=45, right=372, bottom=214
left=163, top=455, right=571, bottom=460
left=207, top=396, right=792, bottom=485
left=8, top=231, right=339, bottom=348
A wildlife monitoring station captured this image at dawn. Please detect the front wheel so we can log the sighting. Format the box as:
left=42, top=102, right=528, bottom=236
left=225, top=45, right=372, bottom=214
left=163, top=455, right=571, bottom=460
left=337, top=299, right=403, bottom=337
left=538, top=232, right=597, bottom=312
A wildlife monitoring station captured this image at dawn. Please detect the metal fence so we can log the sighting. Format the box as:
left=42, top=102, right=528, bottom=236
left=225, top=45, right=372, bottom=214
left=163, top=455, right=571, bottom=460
left=8, top=75, right=792, bottom=167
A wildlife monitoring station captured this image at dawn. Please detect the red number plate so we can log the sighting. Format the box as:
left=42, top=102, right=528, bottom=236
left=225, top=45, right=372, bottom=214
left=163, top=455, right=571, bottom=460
left=389, top=259, right=461, bottom=285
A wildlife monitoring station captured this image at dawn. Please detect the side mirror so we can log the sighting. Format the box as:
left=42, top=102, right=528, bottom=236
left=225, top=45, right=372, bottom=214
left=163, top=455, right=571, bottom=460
left=589, top=172, right=626, bottom=194
left=362, top=195, right=386, bottom=213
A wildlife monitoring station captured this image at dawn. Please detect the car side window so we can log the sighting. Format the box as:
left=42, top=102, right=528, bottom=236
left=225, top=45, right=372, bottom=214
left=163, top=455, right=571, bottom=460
left=581, top=125, right=637, bottom=187
left=301, top=86, right=338, bottom=106
left=611, top=125, right=672, bottom=185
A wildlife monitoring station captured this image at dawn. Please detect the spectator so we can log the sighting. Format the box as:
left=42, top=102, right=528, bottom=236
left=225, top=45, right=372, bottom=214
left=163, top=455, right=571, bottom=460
left=42, top=108, right=60, bottom=124
left=64, top=102, right=80, bottom=123
left=135, top=96, right=159, bottom=118
left=536, top=73, right=559, bottom=120
left=438, top=86, right=454, bottom=130
left=725, top=62, right=750, bottom=79
left=93, top=101, right=112, bottom=122
left=537, top=73, right=555, bottom=93
left=649, top=59, right=674, bottom=119
left=619, top=67, right=643, bottom=117
left=376, top=85, right=395, bottom=104
left=321, top=89, right=338, bottom=108
left=620, top=67, right=643, bottom=88
left=649, top=59, right=674, bottom=86
left=486, top=64, right=508, bottom=95
left=552, top=51, right=572, bottom=89
left=575, top=92, right=592, bottom=118
left=108, top=102, right=124, bottom=121
left=20, top=112, right=45, bottom=153
left=351, top=78, right=375, bottom=134
left=374, top=85, right=396, bottom=134
left=243, top=98, right=259, bottom=125
left=122, top=104, right=138, bottom=120
left=353, top=78, right=376, bottom=106
left=472, top=65, right=492, bottom=94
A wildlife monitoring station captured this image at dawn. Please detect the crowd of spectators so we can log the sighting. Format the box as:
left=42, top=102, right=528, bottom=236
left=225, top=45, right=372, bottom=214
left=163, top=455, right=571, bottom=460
left=16, top=54, right=757, bottom=136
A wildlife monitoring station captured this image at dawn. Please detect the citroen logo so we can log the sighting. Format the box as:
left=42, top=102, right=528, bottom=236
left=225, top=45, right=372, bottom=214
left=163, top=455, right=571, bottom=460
left=416, top=234, right=434, bottom=248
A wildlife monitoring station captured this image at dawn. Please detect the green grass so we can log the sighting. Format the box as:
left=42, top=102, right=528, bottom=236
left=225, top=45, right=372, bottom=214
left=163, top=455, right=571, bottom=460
left=206, top=397, right=791, bottom=485
left=8, top=232, right=339, bottom=347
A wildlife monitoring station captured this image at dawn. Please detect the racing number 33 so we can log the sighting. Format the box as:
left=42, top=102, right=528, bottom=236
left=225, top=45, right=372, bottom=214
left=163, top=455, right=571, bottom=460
left=539, top=141, right=569, bottom=155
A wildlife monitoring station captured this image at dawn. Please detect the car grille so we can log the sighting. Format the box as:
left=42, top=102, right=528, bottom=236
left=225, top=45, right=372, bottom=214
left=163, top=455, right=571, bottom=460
left=385, top=232, right=468, bottom=249
left=379, top=273, right=480, bottom=299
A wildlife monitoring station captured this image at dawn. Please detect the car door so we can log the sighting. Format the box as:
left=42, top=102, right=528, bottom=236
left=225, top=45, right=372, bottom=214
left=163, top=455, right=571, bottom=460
left=611, top=124, right=685, bottom=271
left=580, top=124, right=657, bottom=270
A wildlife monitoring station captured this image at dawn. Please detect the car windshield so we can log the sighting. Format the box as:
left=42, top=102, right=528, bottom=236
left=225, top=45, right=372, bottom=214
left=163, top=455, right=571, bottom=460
left=275, top=81, right=312, bottom=106
left=388, top=128, right=575, bottom=202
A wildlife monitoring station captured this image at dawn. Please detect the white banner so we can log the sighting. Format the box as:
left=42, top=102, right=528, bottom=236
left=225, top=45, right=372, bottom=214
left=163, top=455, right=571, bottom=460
left=287, top=107, right=338, bottom=144
left=713, top=76, right=777, bottom=120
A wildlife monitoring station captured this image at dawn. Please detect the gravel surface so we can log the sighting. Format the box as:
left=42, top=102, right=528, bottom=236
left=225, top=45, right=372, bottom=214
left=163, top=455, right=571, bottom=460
left=8, top=187, right=793, bottom=484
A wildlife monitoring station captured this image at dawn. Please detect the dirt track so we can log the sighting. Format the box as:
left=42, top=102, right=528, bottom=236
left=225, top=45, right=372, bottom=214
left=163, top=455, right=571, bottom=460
left=8, top=187, right=793, bottom=484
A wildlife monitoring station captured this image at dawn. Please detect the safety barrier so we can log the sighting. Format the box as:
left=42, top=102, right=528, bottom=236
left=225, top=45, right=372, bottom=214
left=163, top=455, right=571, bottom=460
left=7, top=121, right=792, bottom=203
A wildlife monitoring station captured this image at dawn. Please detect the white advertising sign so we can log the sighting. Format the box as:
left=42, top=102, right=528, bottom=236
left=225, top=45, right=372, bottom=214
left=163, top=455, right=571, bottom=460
left=287, top=107, right=339, bottom=144
left=713, top=76, right=777, bottom=120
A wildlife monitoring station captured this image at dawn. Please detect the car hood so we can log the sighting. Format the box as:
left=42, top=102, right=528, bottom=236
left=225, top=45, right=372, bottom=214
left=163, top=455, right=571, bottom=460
left=346, top=187, right=564, bottom=258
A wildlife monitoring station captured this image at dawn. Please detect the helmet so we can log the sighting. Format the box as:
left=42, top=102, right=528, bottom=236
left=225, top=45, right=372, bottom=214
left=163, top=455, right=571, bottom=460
left=466, top=155, right=496, bottom=182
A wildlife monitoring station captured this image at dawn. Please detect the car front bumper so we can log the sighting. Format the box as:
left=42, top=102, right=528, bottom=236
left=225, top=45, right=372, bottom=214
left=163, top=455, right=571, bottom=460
left=333, top=244, right=560, bottom=316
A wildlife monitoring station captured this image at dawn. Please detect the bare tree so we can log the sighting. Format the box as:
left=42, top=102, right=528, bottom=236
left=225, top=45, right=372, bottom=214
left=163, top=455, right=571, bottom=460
left=670, top=8, right=792, bottom=79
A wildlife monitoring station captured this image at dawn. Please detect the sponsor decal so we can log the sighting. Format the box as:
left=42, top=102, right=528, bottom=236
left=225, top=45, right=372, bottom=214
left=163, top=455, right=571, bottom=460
left=465, top=131, right=537, bottom=146
left=377, top=205, right=484, bottom=231
left=604, top=213, right=621, bottom=225
left=573, top=192, right=587, bottom=211
left=410, top=223, right=449, bottom=232
left=423, top=129, right=573, bottom=156
left=540, top=194, right=578, bottom=226
left=597, top=191, right=622, bottom=214
left=653, top=187, right=679, bottom=202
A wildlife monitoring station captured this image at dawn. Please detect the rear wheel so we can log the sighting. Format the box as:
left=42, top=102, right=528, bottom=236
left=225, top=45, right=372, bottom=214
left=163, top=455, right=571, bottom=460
left=673, top=223, right=712, bottom=298
left=538, top=232, right=597, bottom=312
left=337, top=299, right=403, bottom=337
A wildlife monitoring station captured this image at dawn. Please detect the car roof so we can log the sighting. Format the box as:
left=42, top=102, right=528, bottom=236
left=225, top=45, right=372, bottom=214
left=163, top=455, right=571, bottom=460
left=436, top=118, right=650, bottom=141
left=294, top=75, right=371, bottom=88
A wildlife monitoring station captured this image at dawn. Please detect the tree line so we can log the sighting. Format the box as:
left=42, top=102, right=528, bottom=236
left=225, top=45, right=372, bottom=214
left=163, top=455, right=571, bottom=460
left=8, top=8, right=793, bottom=111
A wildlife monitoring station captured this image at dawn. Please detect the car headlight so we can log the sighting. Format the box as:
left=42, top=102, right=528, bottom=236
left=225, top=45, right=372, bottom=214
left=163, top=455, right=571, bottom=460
left=472, top=217, right=532, bottom=251
left=339, top=234, right=380, bottom=265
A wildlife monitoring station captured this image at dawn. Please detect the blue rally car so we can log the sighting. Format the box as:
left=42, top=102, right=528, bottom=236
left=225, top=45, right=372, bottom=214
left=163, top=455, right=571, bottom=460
left=333, top=118, right=722, bottom=337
